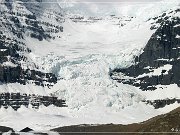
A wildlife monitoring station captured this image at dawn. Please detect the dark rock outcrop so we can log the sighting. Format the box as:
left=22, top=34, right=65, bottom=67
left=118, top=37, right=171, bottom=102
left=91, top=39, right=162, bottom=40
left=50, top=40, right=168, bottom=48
left=111, top=10, right=180, bottom=91
left=144, top=98, right=180, bottom=109
left=0, top=92, right=67, bottom=110
left=20, top=127, right=33, bottom=132
left=0, top=65, right=57, bottom=87
left=0, top=0, right=64, bottom=87
left=0, top=126, right=14, bottom=133
left=110, top=10, right=180, bottom=109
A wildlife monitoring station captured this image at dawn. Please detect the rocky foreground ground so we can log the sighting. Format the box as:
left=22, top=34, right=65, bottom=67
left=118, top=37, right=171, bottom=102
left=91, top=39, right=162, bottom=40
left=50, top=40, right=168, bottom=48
left=1, top=107, right=180, bottom=135
left=51, top=107, right=180, bottom=135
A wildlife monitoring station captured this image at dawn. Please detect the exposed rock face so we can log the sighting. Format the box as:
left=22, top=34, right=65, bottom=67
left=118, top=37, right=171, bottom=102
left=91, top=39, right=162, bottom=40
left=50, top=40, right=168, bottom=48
left=20, top=127, right=33, bottom=132
left=0, top=125, right=14, bottom=133
left=145, top=98, right=180, bottom=109
left=111, top=10, right=180, bottom=91
left=110, top=9, right=180, bottom=109
left=0, top=93, right=67, bottom=110
left=0, top=0, right=64, bottom=87
left=0, top=65, right=57, bottom=87
left=0, top=1, right=67, bottom=110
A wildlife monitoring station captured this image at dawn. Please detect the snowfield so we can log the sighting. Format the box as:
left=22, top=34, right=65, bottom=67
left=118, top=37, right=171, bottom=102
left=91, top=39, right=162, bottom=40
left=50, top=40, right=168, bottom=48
left=0, top=0, right=180, bottom=131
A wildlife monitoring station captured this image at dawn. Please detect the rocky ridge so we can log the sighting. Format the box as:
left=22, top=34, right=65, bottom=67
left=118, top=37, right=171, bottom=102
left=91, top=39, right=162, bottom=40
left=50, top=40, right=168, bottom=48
left=0, top=0, right=66, bottom=110
left=111, top=8, right=180, bottom=108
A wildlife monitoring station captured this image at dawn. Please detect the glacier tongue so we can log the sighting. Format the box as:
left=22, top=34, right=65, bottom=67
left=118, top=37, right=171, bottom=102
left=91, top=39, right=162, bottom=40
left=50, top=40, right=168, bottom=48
left=27, top=16, right=155, bottom=110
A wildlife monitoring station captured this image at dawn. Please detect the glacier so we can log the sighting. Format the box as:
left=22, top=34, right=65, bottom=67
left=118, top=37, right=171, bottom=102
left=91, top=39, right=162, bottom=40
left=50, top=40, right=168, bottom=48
left=0, top=0, right=180, bottom=131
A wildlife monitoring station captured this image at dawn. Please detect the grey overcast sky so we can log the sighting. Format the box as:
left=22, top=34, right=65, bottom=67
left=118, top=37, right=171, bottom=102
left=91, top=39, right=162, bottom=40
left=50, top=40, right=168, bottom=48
left=61, top=0, right=178, bottom=17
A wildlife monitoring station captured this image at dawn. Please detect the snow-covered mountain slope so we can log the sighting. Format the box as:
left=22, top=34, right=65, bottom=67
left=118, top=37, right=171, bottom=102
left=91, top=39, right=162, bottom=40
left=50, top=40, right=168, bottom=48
left=0, top=0, right=64, bottom=88
left=0, top=0, right=180, bottom=131
left=0, top=0, right=65, bottom=109
left=111, top=7, right=180, bottom=104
